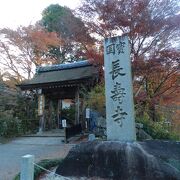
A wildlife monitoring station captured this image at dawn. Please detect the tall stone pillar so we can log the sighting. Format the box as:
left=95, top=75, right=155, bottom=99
left=104, top=35, right=136, bottom=141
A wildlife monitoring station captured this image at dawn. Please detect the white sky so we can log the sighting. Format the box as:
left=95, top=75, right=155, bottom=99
left=0, top=0, right=81, bottom=29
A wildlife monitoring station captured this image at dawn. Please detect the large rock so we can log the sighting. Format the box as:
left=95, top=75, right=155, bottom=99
left=56, top=141, right=180, bottom=180
left=93, top=116, right=107, bottom=137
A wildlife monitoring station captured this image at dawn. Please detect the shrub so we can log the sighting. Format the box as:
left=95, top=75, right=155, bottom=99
left=0, top=114, right=22, bottom=137
left=61, top=106, right=75, bottom=124
left=85, top=84, right=105, bottom=116
left=136, top=115, right=179, bottom=140
left=0, top=93, right=39, bottom=138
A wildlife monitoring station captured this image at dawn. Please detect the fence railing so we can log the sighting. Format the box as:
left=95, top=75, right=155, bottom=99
left=20, top=154, right=70, bottom=180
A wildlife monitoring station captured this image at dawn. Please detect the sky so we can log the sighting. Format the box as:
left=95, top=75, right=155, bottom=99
left=0, top=0, right=81, bottom=29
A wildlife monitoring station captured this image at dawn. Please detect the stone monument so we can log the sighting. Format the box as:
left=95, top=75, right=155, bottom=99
left=104, top=35, right=136, bottom=141
left=56, top=36, right=180, bottom=180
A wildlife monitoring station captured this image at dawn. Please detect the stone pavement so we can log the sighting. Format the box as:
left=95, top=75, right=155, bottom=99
left=0, top=137, right=75, bottom=180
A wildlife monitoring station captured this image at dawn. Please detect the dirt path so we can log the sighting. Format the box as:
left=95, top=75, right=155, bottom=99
left=0, top=137, right=74, bottom=180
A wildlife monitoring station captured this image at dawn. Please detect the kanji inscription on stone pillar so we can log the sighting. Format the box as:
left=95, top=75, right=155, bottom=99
left=104, top=35, right=136, bottom=141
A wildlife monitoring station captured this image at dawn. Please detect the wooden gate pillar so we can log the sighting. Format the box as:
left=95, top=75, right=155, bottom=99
left=57, top=99, right=62, bottom=128
left=48, top=99, right=53, bottom=130
left=75, top=86, right=80, bottom=124
left=38, top=94, right=45, bottom=132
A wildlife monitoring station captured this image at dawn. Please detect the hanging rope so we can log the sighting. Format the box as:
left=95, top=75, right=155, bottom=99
left=33, top=163, right=71, bottom=180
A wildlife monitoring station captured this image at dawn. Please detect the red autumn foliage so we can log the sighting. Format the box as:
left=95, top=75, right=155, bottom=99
left=77, top=0, right=180, bottom=117
left=0, top=25, right=60, bottom=82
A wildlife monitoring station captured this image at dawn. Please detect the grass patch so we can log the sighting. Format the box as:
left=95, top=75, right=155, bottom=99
left=14, top=158, right=63, bottom=180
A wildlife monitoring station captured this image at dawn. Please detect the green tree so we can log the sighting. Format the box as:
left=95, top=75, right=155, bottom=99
left=40, top=4, right=94, bottom=63
left=41, top=4, right=67, bottom=34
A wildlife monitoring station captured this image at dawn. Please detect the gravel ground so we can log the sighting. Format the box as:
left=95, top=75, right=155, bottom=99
left=0, top=137, right=74, bottom=180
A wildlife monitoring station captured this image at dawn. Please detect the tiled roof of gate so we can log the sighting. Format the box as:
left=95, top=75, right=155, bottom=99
left=36, top=60, right=91, bottom=73
left=18, top=60, right=99, bottom=89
